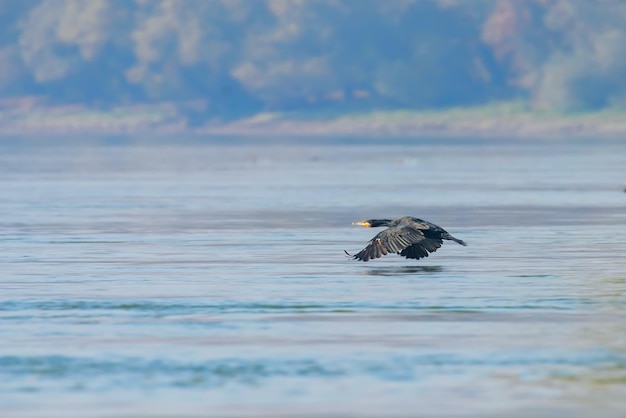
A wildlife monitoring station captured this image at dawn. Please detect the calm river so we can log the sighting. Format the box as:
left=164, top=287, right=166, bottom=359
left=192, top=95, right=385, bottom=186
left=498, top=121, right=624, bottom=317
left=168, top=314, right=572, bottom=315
left=1, top=137, right=626, bottom=417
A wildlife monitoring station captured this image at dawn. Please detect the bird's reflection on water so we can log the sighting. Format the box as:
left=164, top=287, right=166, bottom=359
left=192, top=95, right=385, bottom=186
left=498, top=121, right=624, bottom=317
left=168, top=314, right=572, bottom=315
left=362, top=265, right=443, bottom=276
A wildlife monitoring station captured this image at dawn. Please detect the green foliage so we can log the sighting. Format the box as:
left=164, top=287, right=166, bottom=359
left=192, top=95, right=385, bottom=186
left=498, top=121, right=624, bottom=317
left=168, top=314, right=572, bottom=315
left=0, top=0, right=625, bottom=116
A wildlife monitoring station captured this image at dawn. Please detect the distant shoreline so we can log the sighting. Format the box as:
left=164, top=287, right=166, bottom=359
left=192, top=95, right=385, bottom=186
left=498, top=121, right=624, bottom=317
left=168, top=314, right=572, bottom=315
left=1, top=102, right=626, bottom=139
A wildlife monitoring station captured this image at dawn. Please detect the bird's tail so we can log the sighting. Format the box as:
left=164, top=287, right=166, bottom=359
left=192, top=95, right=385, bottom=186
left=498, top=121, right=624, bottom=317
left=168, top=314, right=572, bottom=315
left=443, top=233, right=467, bottom=246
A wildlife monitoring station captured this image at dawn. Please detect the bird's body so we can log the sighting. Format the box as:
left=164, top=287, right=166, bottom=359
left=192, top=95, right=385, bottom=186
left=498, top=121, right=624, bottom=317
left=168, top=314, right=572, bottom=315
left=347, top=216, right=466, bottom=262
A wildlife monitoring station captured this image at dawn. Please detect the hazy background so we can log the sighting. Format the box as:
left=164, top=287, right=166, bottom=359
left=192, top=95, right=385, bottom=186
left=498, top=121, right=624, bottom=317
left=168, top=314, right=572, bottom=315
left=2, top=0, right=626, bottom=121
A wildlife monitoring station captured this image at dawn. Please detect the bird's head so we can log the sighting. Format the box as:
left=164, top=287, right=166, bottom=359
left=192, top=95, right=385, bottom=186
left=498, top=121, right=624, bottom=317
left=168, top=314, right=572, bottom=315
left=352, top=219, right=393, bottom=228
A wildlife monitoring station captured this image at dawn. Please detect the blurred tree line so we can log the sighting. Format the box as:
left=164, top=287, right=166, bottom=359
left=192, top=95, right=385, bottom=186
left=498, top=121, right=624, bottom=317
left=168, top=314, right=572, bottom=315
left=1, top=0, right=625, bottom=118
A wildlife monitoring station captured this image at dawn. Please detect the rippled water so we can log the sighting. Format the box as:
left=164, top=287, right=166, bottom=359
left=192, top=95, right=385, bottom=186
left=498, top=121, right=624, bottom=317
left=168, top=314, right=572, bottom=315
left=2, top=137, right=626, bottom=417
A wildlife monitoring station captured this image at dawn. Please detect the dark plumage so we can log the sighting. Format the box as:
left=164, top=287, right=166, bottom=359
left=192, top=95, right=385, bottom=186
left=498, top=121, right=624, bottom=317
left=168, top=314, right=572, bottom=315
left=346, top=216, right=466, bottom=262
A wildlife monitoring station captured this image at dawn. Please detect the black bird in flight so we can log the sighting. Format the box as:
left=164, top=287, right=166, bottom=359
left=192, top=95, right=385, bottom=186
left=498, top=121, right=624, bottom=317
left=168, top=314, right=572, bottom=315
left=346, top=216, right=466, bottom=262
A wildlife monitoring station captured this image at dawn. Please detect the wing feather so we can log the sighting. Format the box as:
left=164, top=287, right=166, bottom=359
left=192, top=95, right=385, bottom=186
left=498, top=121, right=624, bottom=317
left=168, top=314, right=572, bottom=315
left=399, top=237, right=443, bottom=260
left=351, top=225, right=440, bottom=262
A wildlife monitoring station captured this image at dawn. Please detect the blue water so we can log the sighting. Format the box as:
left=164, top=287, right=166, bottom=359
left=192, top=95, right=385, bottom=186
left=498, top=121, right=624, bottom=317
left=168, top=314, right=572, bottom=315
left=2, top=138, right=626, bottom=417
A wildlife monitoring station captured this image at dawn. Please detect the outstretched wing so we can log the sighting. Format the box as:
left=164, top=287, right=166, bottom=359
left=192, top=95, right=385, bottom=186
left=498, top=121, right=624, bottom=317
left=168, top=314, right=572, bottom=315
left=350, top=226, right=429, bottom=262
left=399, top=237, right=443, bottom=260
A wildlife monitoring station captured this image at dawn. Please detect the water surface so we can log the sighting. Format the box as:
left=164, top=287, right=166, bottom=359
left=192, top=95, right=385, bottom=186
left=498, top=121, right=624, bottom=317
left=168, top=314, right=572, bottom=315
left=2, top=138, right=626, bottom=417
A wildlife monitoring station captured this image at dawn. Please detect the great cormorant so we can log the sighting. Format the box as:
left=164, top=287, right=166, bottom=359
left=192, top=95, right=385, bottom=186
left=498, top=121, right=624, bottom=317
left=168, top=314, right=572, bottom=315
left=346, top=216, right=466, bottom=262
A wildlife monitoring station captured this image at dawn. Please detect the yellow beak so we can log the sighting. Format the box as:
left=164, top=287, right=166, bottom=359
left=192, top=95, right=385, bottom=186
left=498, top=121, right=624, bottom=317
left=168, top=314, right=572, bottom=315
left=352, top=221, right=371, bottom=227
